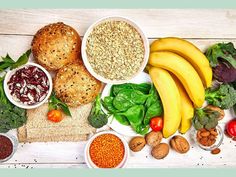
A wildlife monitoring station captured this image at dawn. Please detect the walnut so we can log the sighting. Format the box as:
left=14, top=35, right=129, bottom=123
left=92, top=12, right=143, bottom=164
left=129, top=136, right=146, bottom=152
left=170, top=135, right=190, bottom=154
left=145, top=131, right=163, bottom=147
left=151, top=143, right=169, bottom=159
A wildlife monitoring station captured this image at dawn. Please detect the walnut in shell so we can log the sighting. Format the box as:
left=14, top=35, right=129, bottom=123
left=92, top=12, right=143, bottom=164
left=170, top=135, right=190, bottom=154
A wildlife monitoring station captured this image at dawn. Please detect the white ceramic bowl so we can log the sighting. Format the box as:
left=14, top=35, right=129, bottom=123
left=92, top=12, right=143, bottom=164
left=0, top=133, right=18, bottom=163
left=81, top=16, right=150, bottom=84
left=4, top=62, right=53, bottom=109
left=84, top=131, right=129, bottom=168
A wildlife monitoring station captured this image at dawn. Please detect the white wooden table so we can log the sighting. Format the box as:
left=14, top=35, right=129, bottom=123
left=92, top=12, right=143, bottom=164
left=0, top=9, right=236, bottom=168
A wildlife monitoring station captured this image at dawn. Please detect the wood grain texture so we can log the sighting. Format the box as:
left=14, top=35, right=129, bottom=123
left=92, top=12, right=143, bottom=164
left=0, top=9, right=236, bottom=168
left=0, top=9, right=236, bottom=38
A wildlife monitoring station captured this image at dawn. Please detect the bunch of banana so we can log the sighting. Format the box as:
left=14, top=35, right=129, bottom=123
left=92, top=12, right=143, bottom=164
left=148, top=37, right=212, bottom=138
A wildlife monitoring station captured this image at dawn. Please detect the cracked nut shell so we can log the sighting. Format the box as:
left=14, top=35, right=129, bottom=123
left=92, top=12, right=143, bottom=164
left=145, top=131, right=163, bottom=147
left=129, top=136, right=146, bottom=152
left=151, top=143, right=169, bottom=159
left=170, top=135, right=190, bottom=154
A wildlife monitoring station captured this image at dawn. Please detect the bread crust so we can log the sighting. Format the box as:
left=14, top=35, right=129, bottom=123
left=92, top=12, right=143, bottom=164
left=32, top=22, right=81, bottom=71
left=54, top=63, right=102, bottom=107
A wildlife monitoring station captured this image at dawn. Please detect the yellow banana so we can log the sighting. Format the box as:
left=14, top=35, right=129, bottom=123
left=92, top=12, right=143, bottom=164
left=149, top=67, right=181, bottom=138
left=149, top=51, right=205, bottom=108
left=172, top=75, right=194, bottom=134
left=150, top=37, right=212, bottom=88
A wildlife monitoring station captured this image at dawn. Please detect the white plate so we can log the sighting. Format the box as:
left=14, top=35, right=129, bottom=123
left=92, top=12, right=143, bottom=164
left=101, top=72, right=151, bottom=136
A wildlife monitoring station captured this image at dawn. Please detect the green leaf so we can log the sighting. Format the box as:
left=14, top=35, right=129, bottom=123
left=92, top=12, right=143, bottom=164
left=10, top=49, right=31, bottom=69
left=59, top=103, right=72, bottom=117
left=48, top=91, right=72, bottom=117
left=1, top=54, right=15, bottom=63
left=113, top=114, right=130, bottom=126
left=102, top=96, right=117, bottom=113
left=206, top=43, right=236, bottom=68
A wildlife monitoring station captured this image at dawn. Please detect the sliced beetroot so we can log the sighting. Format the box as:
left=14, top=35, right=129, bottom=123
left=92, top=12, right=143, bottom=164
left=7, top=65, right=49, bottom=105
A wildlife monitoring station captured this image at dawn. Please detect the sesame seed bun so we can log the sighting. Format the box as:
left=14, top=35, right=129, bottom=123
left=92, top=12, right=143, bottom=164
left=32, top=22, right=81, bottom=71
left=54, top=63, right=102, bottom=107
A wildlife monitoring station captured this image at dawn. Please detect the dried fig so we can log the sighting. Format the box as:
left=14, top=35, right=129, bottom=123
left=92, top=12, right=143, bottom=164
left=170, top=135, right=190, bottom=154
left=151, top=143, right=169, bottom=159
left=129, top=136, right=146, bottom=152
left=145, top=131, right=163, bottom=147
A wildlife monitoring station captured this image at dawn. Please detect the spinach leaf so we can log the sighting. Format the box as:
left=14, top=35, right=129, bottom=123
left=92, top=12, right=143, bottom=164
left=113, top=89, right=135, bottom=111
left=143, top=85, right=163, bottom=125
left=143, top=103, right=163, bottom=125
left=113, top=114, right=130, bottom=126
left=113, top=89, right=150, bottom=111
left=135, top=124, right=150, bottom=135
left=102, top=96, right=117, bottom=113
left=118, top=105, right=145, bottom=127
left=111, top=83, right=151, bottom=96
left=131, top=90, right=150, bottom=104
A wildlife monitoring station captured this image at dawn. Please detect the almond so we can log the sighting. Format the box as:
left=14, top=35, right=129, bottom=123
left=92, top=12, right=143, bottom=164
left=210, top=130, right=218, bottom=136
left=211, top=148, right=221, bottom=155
left=201, top=131, right=210, bottom=137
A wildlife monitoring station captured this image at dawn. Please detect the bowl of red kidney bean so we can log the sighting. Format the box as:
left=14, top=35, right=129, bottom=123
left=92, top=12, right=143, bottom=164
left=4, top=62, right=52, bottom=109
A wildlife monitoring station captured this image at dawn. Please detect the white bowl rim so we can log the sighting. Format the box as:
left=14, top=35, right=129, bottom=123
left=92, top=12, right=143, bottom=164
left=81, top=15, right=150, bottom=84
left=84, top=130, right=129, bottom=168
left=3, top=62, right=53, bottom=109
left=0, top=133, right=18, bottom=162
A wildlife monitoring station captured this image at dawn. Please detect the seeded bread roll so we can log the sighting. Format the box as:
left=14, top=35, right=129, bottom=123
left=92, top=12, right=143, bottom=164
left=54, top=63, right=102, bottom=107
left=32, top=22, right=81, bottom=71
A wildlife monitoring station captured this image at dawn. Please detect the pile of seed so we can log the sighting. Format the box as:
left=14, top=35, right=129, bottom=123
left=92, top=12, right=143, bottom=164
left=86, top=20, right=145, bottom=80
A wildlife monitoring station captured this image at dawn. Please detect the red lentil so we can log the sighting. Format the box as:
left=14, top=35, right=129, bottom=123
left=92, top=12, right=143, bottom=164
left=0, top=135, right=13, bottom=160
left=89, top=134, right=125, bottom=168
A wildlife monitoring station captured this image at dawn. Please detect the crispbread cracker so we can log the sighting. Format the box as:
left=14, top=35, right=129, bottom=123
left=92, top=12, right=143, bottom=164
left=17, top=103, right=95, bottom=142
left=32, top=22, right=82, bottom=71
left=18, top=126, right=88, bottom=142
left=54, top=63, right=102, bottom=107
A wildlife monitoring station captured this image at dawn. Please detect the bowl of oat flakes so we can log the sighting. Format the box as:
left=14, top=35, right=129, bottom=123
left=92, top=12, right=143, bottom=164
left=81, top=16, right=149, bottom=84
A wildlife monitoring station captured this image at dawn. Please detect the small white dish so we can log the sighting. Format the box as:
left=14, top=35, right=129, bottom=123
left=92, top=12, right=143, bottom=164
left=101, top=72, right=151, bottom=136
left=84, top=130, right=129, bottom=168
left=81, top=16, right=150, bottom=84
left=4, top=62, right=52, bottom=109
left=191, top=125, right=224, bottom=151
left=0, top=133, right=18, bottom=163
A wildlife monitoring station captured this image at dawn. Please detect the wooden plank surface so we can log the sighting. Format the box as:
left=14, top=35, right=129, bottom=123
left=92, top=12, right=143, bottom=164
left=0, top=9, right=236, bottom=38
left=0, top=9, right=236, bottom=168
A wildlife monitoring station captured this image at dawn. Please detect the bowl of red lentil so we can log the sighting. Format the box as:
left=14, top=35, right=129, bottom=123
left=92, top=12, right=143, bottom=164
left=0, top=133, right=18, bottom=163
left=81, top=16, right=149, bottom=84
left=84, top=131, right=129, bottom=168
